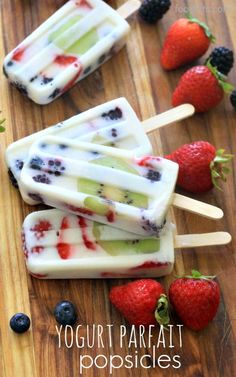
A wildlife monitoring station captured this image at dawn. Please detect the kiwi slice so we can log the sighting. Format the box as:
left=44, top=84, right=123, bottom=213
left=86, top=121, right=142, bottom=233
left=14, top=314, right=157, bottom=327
left=84, top=196, right=110, bottom=216
left=66, top=28, right=98, bottom=55
left=49, top=16, right=99, bottom=55
left=78, top=156, right=148, bottom=211
left=91, top=134, right=116, bottom=147
left=93, top=223, right=160, bottom=255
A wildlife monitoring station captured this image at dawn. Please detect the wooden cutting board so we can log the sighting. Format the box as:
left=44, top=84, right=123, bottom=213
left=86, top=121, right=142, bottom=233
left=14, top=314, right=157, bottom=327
left=0, top=0, right=236, bottom=376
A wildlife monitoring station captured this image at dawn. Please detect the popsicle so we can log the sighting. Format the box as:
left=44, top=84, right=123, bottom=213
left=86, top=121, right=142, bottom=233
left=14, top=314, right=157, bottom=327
left=2, top=0, right=139, bottom=105
left=20, top=136, right=179, bottom=236
left=6, top=98, right=194, bottom=204
left=22, top=209, right=231, bottom=279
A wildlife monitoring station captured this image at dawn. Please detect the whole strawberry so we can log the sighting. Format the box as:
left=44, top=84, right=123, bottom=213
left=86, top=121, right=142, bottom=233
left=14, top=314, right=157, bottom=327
left=169, top=270, right=220, bottom=331
left=109, top=279, right=169, bottom=326
left=161, top=15, right=215, bottom=70
left=166, top=141, right=233, bottom=193
left=172, top=63, right=233, bottom=112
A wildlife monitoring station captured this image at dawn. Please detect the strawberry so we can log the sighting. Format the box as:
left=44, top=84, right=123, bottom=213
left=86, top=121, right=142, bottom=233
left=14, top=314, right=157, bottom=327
left=172, top=62, right=234, bottom=112
left=109, top=279, right=169, bottom=327
left=169, top=270, right=220, bottom=331
left=161, top=15, right=215, bottom=70
left=166, top=141, right=233, bottom=193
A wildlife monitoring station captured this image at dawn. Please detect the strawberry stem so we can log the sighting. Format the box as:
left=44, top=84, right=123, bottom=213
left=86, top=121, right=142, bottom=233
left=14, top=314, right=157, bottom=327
left=154, top=294, right=170, bottom=327
left=210, top=148, right=234, bottom=190
left=186, top=13, right=215, bottom=43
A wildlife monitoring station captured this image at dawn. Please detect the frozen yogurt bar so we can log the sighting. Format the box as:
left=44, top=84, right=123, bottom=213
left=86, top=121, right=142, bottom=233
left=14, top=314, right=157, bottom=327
left=22, top=209, right=175, bottom=279
left=3, top=0, right=130, bottom=104
left=20, top=136, right=179, bottom=236
left=6, top=98, right=152, bottom=203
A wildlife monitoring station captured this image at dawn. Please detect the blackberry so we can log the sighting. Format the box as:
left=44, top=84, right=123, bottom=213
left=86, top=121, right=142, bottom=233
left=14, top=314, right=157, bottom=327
left=2, top=65, right=8, bottom=78
left=28, top=193, right=44, bottom=203
left=10, top=313, right=30, bottom=334
left=206, top=47, right=234, bottom=75
left=8, top=169, right=19, bottom=189
left=54, top=301, right=77, bottom=326
left=139, top=0, right=171, bottom=24
left=102, top=107, right=122, bottom=120
left=230, top=90, right=236, bottom=108
left=83, top=66, right=92, bottom=75
left=33, top=174, right=51, bottom=184
left=146, top=169, right=161, bottom=182
left=42, top=76, right=53, bottom=85
left=13, top=81, right=28, bottom=96
left=46, top=159, right=65, bottom=176
left=98, top=54, right=106, bottom=65
left=49, top=88, right=60, bottom=99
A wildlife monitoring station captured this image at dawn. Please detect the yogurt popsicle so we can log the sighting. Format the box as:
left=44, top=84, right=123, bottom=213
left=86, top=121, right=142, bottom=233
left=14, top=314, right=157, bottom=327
left=20, top=136, right=179, bottom=236
left=3, top=0, right=130, bottom=104
left=22, top=209, right=231, bottom=279
left=22, top=209, right=175, bottom=279
left=6, top=98, right=152, bottom=203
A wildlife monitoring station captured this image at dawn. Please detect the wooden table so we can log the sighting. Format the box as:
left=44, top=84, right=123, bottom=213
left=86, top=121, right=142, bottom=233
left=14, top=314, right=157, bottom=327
left=0, top=0, right=236, bottom=376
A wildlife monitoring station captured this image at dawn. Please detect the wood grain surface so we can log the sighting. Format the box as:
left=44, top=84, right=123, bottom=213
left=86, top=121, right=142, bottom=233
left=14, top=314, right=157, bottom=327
left=0, top=0, right=236, bottom=376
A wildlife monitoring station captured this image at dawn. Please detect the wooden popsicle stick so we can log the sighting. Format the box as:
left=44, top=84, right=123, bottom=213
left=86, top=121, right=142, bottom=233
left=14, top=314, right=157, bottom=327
left=142, top=104, right=195, bottom=134
left=174, top=232, right=231, bottom=249
left=172, top=193, right=223, bottom=220
left=117, top=0, right=141, bottom=19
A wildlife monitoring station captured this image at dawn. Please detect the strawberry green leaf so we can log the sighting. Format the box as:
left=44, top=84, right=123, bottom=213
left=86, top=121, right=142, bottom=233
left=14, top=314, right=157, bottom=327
left=210, top=148, right=234, bottom=190
left=206, top=61, right=235, bottom=93
left=0, top=117, right=6, bottom=133
left=154, top=294, right=170, bottom=327
left=178, top=270, right=216, bottom=281
left=186, top=13, right=215, bottom=42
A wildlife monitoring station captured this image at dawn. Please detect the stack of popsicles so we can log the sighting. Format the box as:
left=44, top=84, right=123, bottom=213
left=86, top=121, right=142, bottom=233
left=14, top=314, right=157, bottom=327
left=6, top=98, right=231, bottom=279
left=3, top=0, right=231, bottom=279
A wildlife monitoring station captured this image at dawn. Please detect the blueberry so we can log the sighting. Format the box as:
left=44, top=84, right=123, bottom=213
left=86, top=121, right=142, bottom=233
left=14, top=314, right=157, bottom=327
left=54, top=301, right=77, bottom=326
left=30, top=75, right=38, bottom=83
left=83, top=66, right=92, bottom=75
left=7, top=60, right=14, bottom=67
left=30, top=156, right=43, bottom=170
left=10, top=313, right=30, bottom=333
left=15, top=159, right=24, bottom=171
left=146, top=170, right=161, bottom=182
left=59, top=144, right=68, bottom=149
left=111, top=128, right=118, bottom=138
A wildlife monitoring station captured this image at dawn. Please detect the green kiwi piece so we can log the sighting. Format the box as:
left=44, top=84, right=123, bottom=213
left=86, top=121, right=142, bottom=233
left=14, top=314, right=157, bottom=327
left=66, top=28, right=98, bottom=55
left=49, top=16, right=98, bottom=55
left=92, top=223, right=160, bottom=255
left=78, top=156, right=148, bottom=209
left=49, top=16, right=82, bottom=48
left=84, top=197, right=110, bottom=216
